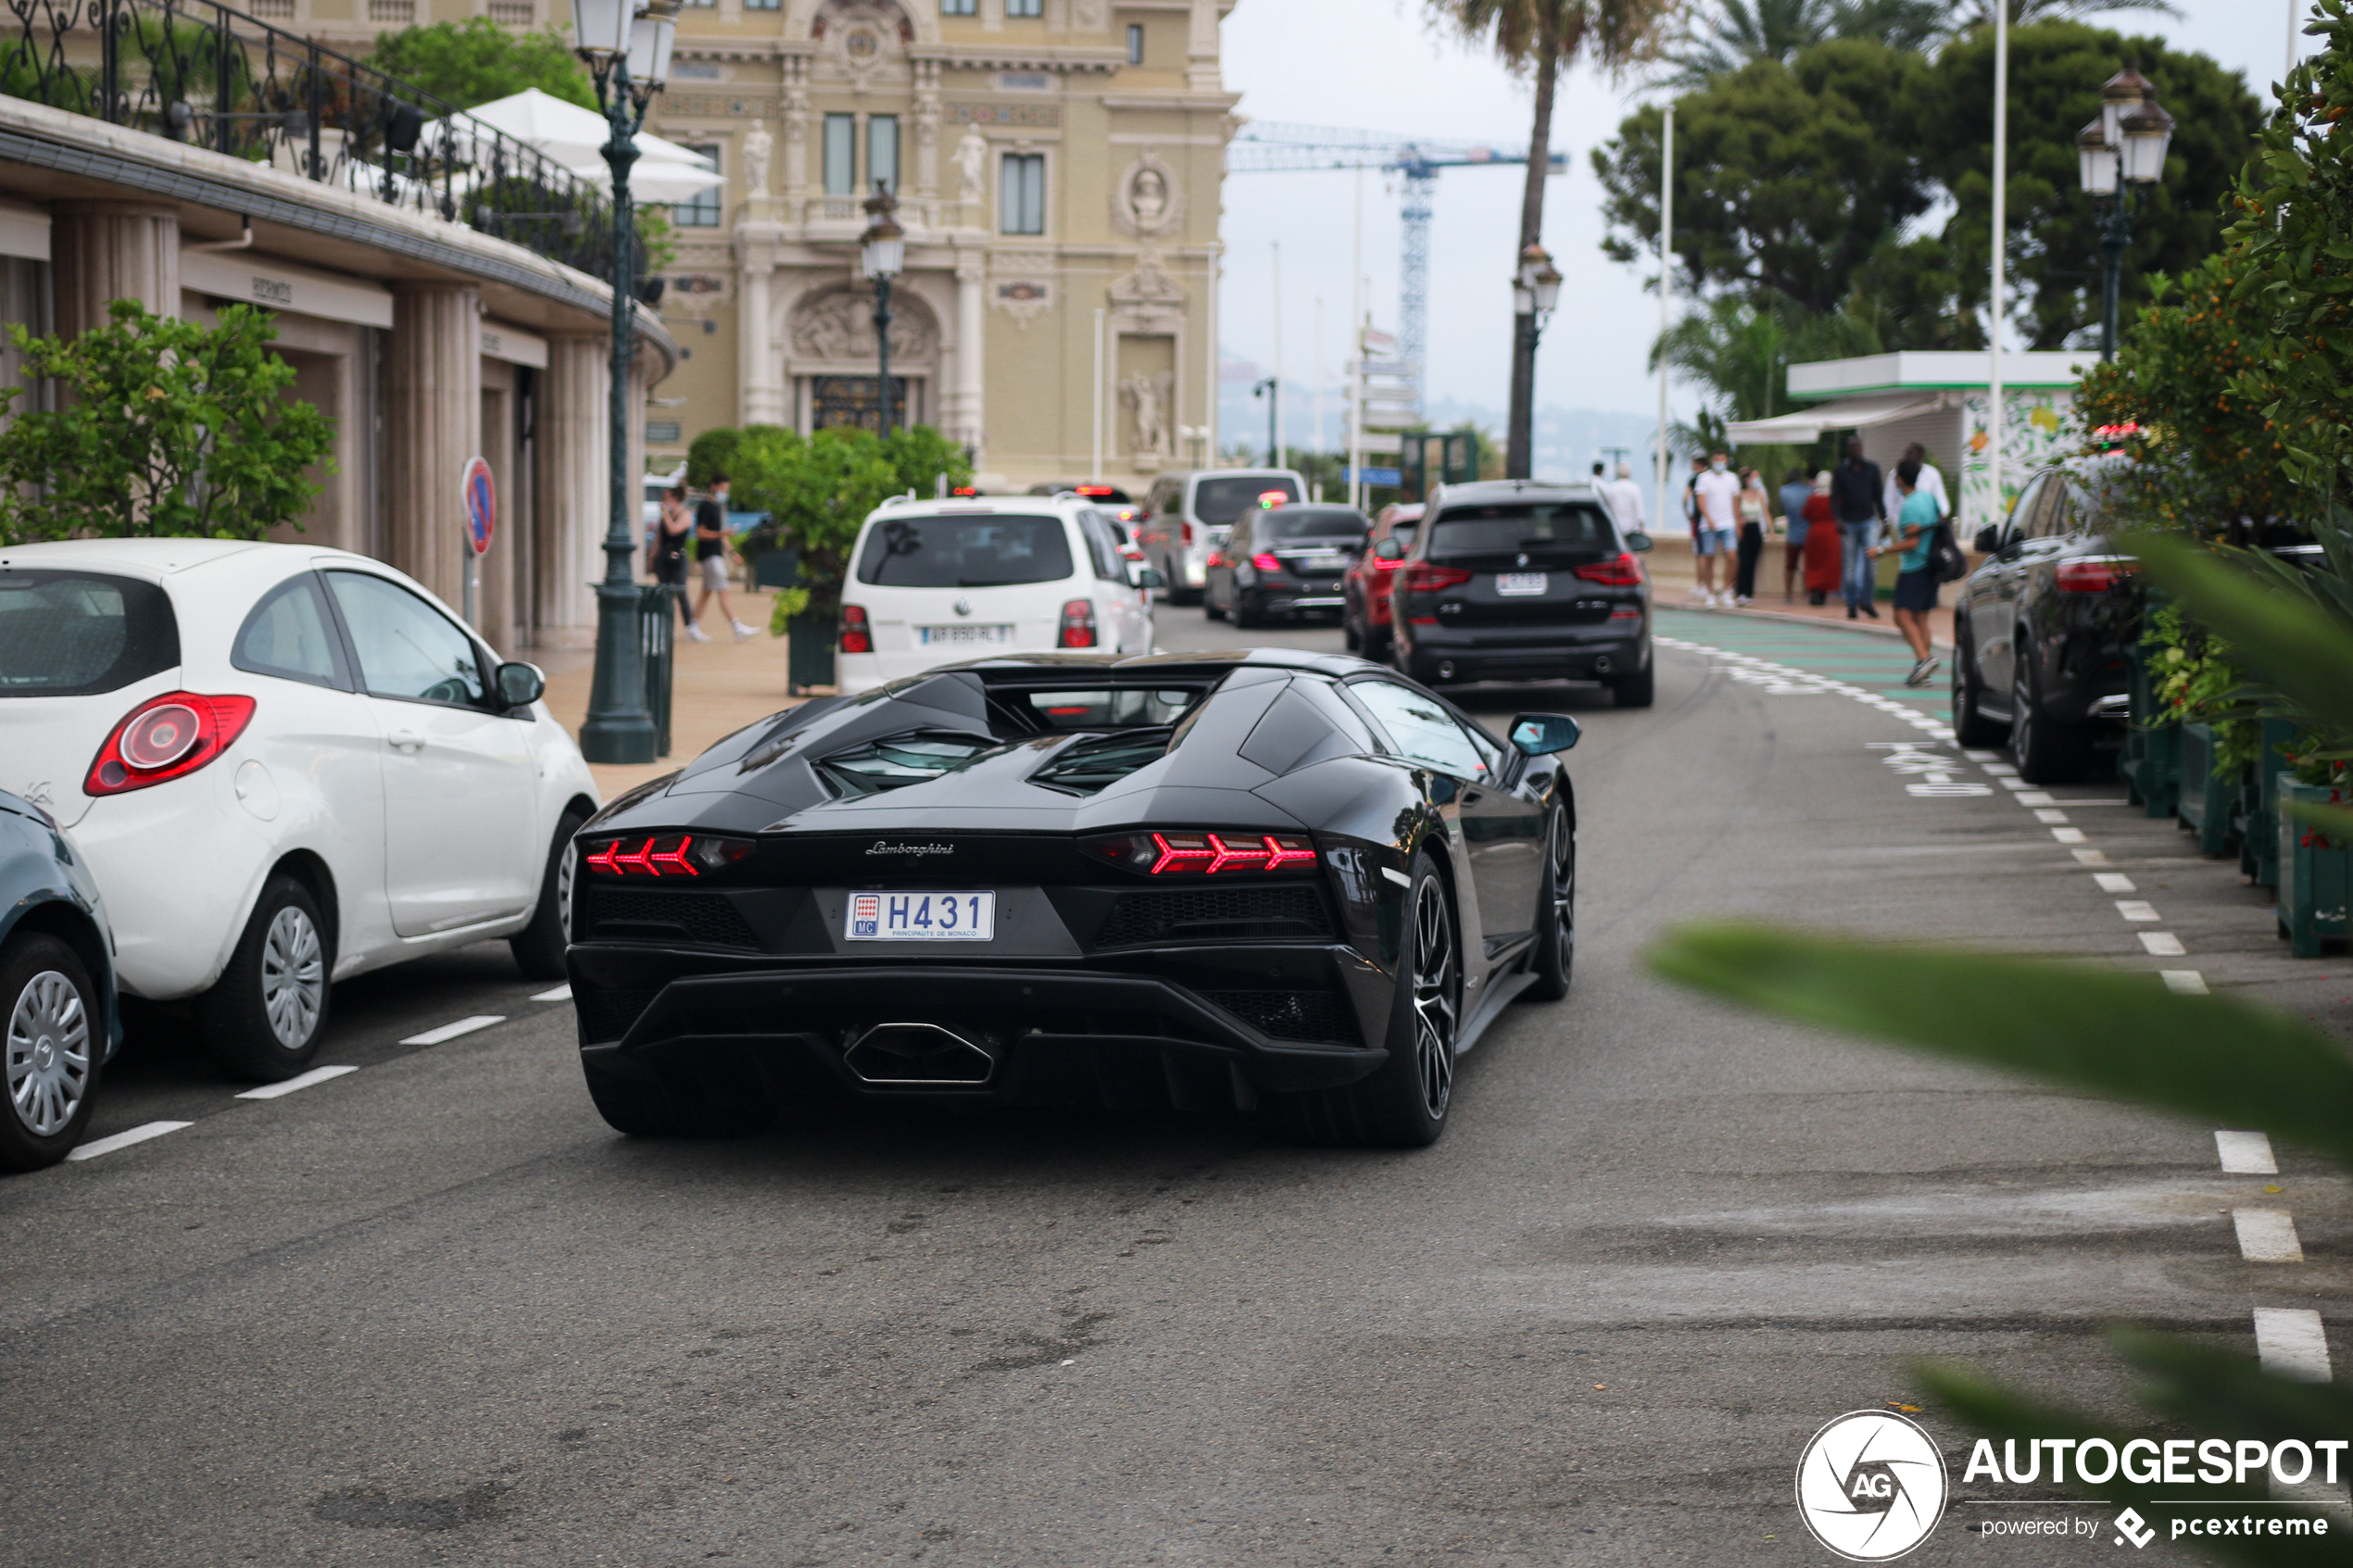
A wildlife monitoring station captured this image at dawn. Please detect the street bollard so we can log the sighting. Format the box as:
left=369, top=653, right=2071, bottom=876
left=638, top=583, right=677, bottom=758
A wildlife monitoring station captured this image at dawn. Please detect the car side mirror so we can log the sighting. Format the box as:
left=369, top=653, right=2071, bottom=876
left=1133, top=566, right=1166, bottom=589
left=496, top=660, right=547, bottom=709
left=1971, top=525, right=2001, bottom=554
left=1374, top=536, right=1403, bottom=561
left=1507, top=712, right=1581, bottom=756
left=1625, top=531, right=1654, bottom=553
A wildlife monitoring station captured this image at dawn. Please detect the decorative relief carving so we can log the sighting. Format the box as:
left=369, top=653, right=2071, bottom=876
left=1106, top=246, right=1186, bottom=334
left=991, top=278, right=1052, bottom=328
left=1112, top=151, right=1181, bottom=238
left=741, top=119, right=772, bottom=195
left=946, top=102, right=1061, bottom=127
left=812, top=0, right=912, bottom=93
left=788, top=282, right=939, bottom=362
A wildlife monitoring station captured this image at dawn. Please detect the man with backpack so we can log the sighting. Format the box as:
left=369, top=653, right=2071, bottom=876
left=1869, top=456, right=1944, bottom=686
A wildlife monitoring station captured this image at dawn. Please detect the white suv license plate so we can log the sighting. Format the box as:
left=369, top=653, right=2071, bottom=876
left=847, top=891, right=996, bottom=941
left=917, top=623, right=1013, bottom=646
left=1496, top=572, right=1549, bottom=596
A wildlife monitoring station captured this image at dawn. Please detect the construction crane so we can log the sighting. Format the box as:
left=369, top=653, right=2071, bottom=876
left=1227, top=122, right=1567, bottom=405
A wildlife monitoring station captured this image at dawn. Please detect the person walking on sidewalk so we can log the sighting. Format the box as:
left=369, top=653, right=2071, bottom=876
left=1881, top=440, right=1948, bottom=528
left=1603, top=461, right=1646, bottom=537
left=687, top=476, right=757, bottom=643
left=1800, top=471, right=1842, bottom=604
left=1692, top=451, right=1742, bottom=607
left=1731, top=465, right=1768, bottom=605
left=1778, top=466, right=1812, bottom=602
left=1830, top=437, right=1884, bottom=621
left=1869, top=456, right=1943, bottom=686
left=652, top=484, right=694, bottom=629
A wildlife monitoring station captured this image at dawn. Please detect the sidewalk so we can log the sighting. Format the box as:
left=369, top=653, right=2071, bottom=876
left=1644, top=533, right=1957, bottom=650
left=537, top=585, right=810, bottom=800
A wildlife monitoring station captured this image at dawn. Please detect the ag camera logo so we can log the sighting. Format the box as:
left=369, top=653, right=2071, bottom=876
left=1796, top=1410, right=1949, bottom=1561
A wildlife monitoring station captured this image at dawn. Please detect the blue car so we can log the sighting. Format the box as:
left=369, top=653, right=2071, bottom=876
left=1, top=788, right=119, bottom=1170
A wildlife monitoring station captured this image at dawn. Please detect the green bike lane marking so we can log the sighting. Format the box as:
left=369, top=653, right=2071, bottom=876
left=1653, top=608, right=1955, bottom=722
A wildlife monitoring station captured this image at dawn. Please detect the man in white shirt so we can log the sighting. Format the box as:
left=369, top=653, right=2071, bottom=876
left=1882, top=441, right=1949, bottom=523
left=1692, top=450, right=1743, bottom=607
left=1600, top=461, right=1647, bottom=536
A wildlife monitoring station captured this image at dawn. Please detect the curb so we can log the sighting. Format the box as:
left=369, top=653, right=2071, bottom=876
left=1655, top=599, right=1955, bottom=652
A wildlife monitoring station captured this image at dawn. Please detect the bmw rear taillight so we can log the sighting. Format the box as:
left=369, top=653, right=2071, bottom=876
left=840, top=604, right=873, bottom=654
left=580, top=834, right=755, bottom=878
left=1403, top=563, right=1472, bottom=594
left=2057, top=557, right=2135, bottom=593
left=1573, top=552, right=1644, bottom=586
left=1252, top=552, right=1282, bottom=574
left=84, top=692, right=256, bottom=797
left=1082, top=830, right=1319, bottom=876
left=1058, top=598, right=1097, bottom=648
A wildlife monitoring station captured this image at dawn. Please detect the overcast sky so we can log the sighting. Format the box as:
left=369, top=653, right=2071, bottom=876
left=1214, top=0, right=2314, bottom=438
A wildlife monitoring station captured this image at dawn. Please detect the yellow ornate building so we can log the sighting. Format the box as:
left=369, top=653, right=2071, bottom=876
left=640, top=0, right=1237, bottom=489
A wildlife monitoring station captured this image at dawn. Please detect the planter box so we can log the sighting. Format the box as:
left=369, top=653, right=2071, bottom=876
left=751, top=546, right=799, bottom=591
left=2240, top=720, right=2298, bottom=890
left=2277, top=775, right=2352, bottom=958
left=2119, top=644, right=2180, bottom=819
left=788, top=608, right=836, bottom=694
left=2176, top=722, right=2238, bottom=857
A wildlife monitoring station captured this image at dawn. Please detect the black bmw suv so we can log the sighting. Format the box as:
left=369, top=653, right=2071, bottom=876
left=1949, top=457, right=2138, bottom=782
left=1388, top=480, right=1655, bottom=707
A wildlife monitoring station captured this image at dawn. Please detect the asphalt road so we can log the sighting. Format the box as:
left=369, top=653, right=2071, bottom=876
left=7, top=603, right=2351, bottom=1566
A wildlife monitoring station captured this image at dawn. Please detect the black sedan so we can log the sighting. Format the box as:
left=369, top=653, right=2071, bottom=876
left=1204, top=503, right=1369, bottom=628
left=2, top=787, right=119, bottom=1170
left=565, top=651, right=1582, bottom=1148
left=1950, top=458, right=2138, bottom=782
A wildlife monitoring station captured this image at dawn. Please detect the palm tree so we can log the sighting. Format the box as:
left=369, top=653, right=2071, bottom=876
left=1430, top=0, right=1675, bottom=477
left=1656, top=0, right=2178, bottom=89
left=1653, top=293, right=1880, bottom=468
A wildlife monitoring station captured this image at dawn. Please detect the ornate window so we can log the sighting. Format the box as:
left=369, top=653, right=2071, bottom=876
left=1126, top=23, right=1142, bottom=63
left=1000, top=152, right=1044, bottom=234
left=939, top=0, right=975, bottom=12
left=824, top=115, right=856, bottom=195
left=869, top=116, right=899, bottom=194
left=674, top=145, right=723, bottom=226
left=1005, top=0, right=1039, bottom=15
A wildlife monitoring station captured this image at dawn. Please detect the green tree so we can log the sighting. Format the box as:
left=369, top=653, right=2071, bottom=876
left=730, top=425, right=900, bottom=624
left=879, top=425, right=975, bottom=499
left=365, top=18, right=594, bottom=111
left=0, top=301, right=335, bottom=545
left=1655, top=292, right=1880, bottom=472
left=1655, top=0, right=1944, bottom=89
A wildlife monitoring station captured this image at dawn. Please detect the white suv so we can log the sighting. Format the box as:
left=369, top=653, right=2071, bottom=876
left=837, top=495, right=1162, bottom=694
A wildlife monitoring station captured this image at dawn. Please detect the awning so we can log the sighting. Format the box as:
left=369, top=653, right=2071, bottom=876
left=1725, top=392, right=1945, bottom=445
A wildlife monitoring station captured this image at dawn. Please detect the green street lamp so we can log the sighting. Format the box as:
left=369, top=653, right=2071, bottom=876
left=2076, top=69, right=2175, bottom=362
left=571, top=0, right=676, bottom=764
left=859, top=182, right=904, bottom=440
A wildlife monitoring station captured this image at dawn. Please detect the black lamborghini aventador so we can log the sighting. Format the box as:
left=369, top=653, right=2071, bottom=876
left=565, top=650, right=1581, bottom=1147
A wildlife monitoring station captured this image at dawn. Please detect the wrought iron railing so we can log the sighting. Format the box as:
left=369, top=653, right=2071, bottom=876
left=0, top=0, right=623, bottom=284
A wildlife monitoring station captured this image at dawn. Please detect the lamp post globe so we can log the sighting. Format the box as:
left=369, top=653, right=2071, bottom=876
left=859, top=182, right=904, bottom=440
left=570, top=0, right=676, bottom=765
left=2077, top=67, right=2171, bottom=363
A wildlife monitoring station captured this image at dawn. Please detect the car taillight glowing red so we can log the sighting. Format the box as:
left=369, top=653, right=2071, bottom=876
left=1403, top=563, right=1473, bottom=594
left=2057, top=557, right=2135, bottom=593
left=839, top=603, right=873, bottom=654
left=1180, top=521, right=1195, bottom=546
left=1057, top=598, right=1097, bottom=648
left=84, top=691, right=256, bottom=797
left=1081, top=829, right=1319, bottom=876
left=1372, top=554, right=1405, bottom=571
left=1572, top=552, right=1644, bottom=586
left=581, top=834, right=755, bottom=877
left=1252, top=552, right=1282, bottom=573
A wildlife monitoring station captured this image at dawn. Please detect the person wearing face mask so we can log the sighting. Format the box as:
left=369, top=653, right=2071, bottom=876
left=1692, top=450, right=1743, bottom=607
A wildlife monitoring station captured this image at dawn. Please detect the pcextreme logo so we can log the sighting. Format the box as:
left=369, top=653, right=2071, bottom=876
left=1795, top=1411, right=1949, bottom=1562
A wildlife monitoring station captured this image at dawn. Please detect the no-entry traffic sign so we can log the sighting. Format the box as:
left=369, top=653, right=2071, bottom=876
left=461, top=456, right=496, bottom=558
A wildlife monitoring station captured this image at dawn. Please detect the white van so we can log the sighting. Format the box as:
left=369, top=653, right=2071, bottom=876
left=836, top=495, right=1162, bottom=694
left=1136, top=468, right=1307, bottom=605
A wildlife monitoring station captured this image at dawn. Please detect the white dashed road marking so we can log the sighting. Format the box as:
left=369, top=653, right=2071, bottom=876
left=2138, top=932, right=2187, bottom=956
left=2114, top=900, right=2160, bottom=922
left=2071, top=847, right=2109, bottom=864
left=66, top=1121, right=193, bottom=1161
left=2094, top=872, right=2137, bottom=893
left=2051, top=827, right=2087, bottom=845
left=400, top=1015, right=507, bottom=1047
left=2235, top=1209, right=2307, bottom=1263
left=2162, top=970, right=2210, bottom=996
left=2217, top=1131, right=2280, bottom=1173
left=533, top=985, right=573, bottom=1002
left=2256, top=1310, right=2334, bottom=1382
left=233, top=1064, right=359, bottom=1100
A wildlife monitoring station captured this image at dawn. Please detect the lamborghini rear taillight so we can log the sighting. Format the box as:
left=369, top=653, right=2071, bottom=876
left=1082, top=830, right=1320, bottom=876
left=1058, top=599, right=1097, bottom=648
left=580, top=834, right=755, bottom=878
left=839, top=604, right=873, bottom=654
left=84, top=692, right=256, bottom=797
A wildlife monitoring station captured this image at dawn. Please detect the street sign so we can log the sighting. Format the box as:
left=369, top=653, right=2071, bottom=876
left=1344, top=358, right=1421, bottom=379
left=1345, top=466, right=1403, bottom=486
left=460, top=456, right=496, bottom=558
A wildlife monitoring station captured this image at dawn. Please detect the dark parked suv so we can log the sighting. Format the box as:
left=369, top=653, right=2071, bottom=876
left=1950, top=457, right=2137, bottom=782
left=1389, top=480, right=1654, bottom=706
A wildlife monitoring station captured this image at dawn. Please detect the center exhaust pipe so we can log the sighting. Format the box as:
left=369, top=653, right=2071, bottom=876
left=844, top=1022, right=997, bottom=1086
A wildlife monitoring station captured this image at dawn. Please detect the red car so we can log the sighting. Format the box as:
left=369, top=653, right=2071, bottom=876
left=1342, top=502, right=1423, bottom=659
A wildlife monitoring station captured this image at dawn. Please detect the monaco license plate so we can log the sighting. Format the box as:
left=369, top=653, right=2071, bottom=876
left=847, top=891, right=996, bottom=941
left=1496, top=572, right=1549, bottom=596
left=917, top=623, right=1013, bottom=647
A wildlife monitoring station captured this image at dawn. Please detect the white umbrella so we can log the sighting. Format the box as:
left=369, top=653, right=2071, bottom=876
left=426, top=88, right=719, bottom=174
left=560, top=156, right=724, bottom=206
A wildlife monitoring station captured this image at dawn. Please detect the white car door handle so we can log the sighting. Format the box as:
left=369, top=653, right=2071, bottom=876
left=388, top=729, right=425, bottom=752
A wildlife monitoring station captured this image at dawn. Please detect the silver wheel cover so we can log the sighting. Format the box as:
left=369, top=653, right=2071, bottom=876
left=8, top=969, right=91, bottom=1137
left=557, top=837, right=578, bottom=941
left=1410, top=876, right=1457, bottom=1119
left=261, top=905, right=325, bottom=1049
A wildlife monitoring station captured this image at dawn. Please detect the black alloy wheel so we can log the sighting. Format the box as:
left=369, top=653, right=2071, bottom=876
left=1232, top=589, right=1265, bottom=630
left=1525, top=805, right=1575, bottom=1002
left=1610, top=659, right=1655, bottom=709
left=2010, top=646, right=2091, bottom=784
left=1950, top=628, right=2007, bottom=746
left=1270, top=850, right=1459, bottom=1148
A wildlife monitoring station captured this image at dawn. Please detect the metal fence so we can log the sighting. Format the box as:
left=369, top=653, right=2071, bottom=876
left=0, top=0, right=619, bottom=282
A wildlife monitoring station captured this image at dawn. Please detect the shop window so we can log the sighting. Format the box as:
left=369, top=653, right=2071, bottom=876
left=1000, top=152, right=1044, bottom=234
left=674, top=144, right=722, bottom=227
left=824, top=115, right=856, bottom=195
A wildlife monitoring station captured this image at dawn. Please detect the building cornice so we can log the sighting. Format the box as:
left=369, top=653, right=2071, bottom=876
left=918, top=45, right=1126, bottom=72
left=1095, top=93, right=1241, bottom=112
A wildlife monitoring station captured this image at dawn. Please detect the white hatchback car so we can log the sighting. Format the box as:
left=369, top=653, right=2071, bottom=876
left=836, top=495, right=1162, bottom=694
left=0, top=540, right=598, bottom=1080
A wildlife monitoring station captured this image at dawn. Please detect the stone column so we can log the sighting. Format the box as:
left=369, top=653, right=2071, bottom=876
left=384, top=282, right=482, bottom=610
left=1186, top=0, right=1219, bottom=90
left=737, top=235, right=785, bottom=427
left=912, top=60, right=941, bottom=202
left=533, top=332, right=608, bottom=646
left=51, top=203, right=179, bottom=336
left=953, top=253, right=985, bottom=464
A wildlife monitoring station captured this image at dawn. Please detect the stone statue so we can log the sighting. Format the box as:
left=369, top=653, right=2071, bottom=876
left=1121, top=370, right=1170, bottom=458
left=1130, top=168, right=1166, bottom=228
left=1112, top=154, right=1182, bottom=237
left=742, top=119, right=773, bottom=196
left=954, top=127, right=988, bottom=204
